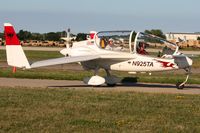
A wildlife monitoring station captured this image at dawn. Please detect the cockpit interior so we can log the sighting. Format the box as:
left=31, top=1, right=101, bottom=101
left=95, top=31, right=178, bottom=58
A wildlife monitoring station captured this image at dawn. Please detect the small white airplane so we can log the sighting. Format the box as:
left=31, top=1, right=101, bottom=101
left=4, top=23, right=193, bottom=89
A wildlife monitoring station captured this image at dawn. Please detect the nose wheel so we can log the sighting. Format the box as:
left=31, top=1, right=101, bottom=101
left=176, top=82, right=185, bottom=90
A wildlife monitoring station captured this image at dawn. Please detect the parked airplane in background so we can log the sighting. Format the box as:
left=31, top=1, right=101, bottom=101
left=4, top=23, right=192, bottom=89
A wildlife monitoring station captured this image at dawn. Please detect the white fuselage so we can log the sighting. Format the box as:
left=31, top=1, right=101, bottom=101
left=61, top=39, right=180, bottom=73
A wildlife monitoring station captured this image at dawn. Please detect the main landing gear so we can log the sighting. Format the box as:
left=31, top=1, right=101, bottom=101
left=104, top=69, right=120, bottom=87
left=176, top=67, right=191, bottom=90
left=83, top=68, right=120, bottom=87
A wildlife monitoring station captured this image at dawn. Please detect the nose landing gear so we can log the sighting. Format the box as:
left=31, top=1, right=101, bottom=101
left=176, top=67, right=191, bottom=90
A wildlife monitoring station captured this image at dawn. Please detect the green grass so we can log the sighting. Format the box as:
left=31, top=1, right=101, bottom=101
left=0, top=50, right=62, bottom=62
left=0, top=87, right=200, bottom=132
left=0, top=68, right=93, bottom=80
left=180, top=47, right=200, bottom=51
left=193, top=56, right=200, bottom=68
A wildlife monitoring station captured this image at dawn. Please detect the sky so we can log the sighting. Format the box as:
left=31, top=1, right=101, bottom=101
left=0, top=0, right=200, bottom=33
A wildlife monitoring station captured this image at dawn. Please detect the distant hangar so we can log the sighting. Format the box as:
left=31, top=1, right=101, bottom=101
left=166, top=32, right=200, bottom=42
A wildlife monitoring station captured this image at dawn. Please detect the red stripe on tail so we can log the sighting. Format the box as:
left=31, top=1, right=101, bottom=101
left=4, top=25, right=20, bottom=45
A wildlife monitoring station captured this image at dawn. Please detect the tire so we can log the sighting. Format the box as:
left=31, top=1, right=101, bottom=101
left=176, top=82, right=184, bottom=90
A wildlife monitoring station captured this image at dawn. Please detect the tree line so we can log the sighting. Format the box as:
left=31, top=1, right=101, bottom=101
left=0, top=29, right=166, bottom=42
left=17, top=30, right=69, bottom=41
left=0, top=30, right=69, bottom=41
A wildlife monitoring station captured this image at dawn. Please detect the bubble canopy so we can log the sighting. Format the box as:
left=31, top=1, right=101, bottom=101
left=95, top=31, right=178, bottom=57
left=134, top=32, right=178, bottom=57
left=95, top=31, right=134, bottom=53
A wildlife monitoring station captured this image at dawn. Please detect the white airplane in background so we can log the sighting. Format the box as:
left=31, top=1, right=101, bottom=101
left=4, top=23, right=193, bottom=89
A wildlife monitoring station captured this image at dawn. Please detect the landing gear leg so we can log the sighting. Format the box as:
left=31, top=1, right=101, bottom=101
left=104, top=69, right=120, bottom=87
left=176, top=67, right=191, bottom=90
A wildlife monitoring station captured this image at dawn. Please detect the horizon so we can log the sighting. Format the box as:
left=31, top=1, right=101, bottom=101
left=0, top=0, right=200, bottom=33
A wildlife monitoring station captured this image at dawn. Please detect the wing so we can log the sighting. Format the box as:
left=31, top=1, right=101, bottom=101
left=30, top=55, right=100, bottom=68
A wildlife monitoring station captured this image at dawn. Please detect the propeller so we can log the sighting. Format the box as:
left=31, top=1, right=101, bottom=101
left=60, top=28, right=73, bottom=56
left=60, top=28, right=72, bottom=47
left=66, top=28, right=71, bottom=48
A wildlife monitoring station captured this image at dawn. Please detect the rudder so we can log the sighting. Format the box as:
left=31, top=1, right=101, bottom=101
left=4, top=23, right=30, bottom=69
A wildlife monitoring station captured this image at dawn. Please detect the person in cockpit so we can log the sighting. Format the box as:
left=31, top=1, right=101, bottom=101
left=100, top=37, right=108, bottom=49
left=137, top=42, right=148, bottom=55
left=105, top=39, right=115, bottom=50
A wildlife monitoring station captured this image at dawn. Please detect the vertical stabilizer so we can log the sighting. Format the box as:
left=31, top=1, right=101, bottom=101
left=4, top=23, right=30, bottom=68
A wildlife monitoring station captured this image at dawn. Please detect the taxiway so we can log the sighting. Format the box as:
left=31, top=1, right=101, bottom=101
left=0, top=78, right=200, bottom=95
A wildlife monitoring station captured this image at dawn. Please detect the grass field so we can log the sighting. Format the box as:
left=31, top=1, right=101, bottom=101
left=0, top=50, right=200, bottom=84
left=0, top=50, right=62, bottom=62
left=0, top=87, right=200, bottom=132
left=0, top=49, right=200, bottom=132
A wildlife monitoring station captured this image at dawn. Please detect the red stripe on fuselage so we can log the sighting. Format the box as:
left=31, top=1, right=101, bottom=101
left=155, top=59, right=175, bottom=68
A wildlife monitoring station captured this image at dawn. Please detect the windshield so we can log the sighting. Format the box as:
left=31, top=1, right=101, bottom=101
left=95, top=31, right=133, bottom=52
left=134, top=32, right=178, bottom=57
